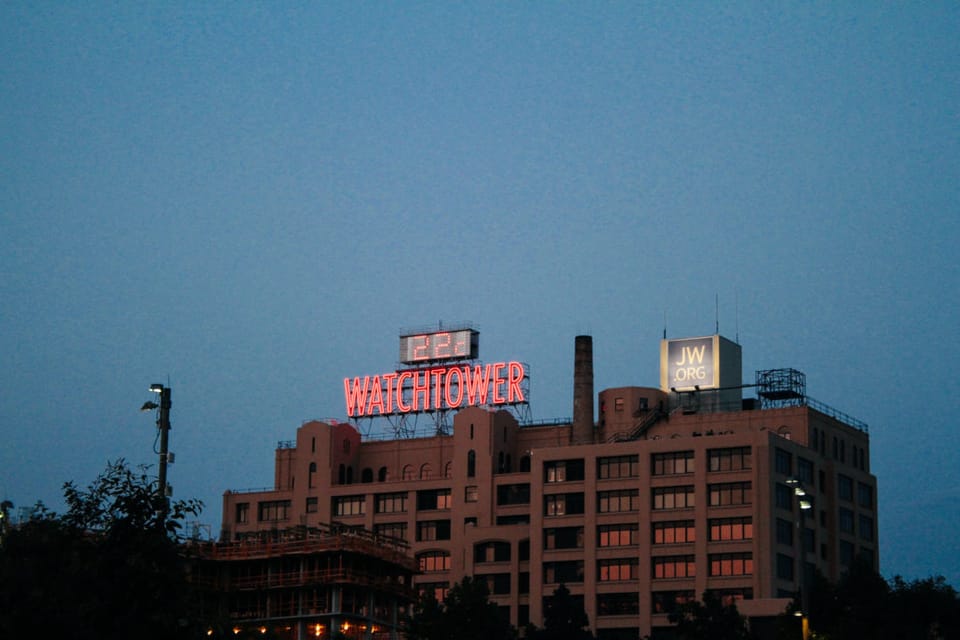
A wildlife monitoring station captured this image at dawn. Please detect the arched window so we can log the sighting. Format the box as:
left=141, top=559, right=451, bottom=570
left=308, top=462, right=317, bottom=488
left=467, top=450, right=476, bottom=478
left=498, top=451, right=505, bottom=474
left=338, top=464, right=346, bottom=485
left=361, top=468, right=373, bottom=483
left=378, top=466, right=388, bottom=482
left=520, top=455, right=531, bottom=473
left=444, top=461, right=453, bottom=478
left=420, top=463, right=433, bottom=480
left=402, top=464, right=415, bottom=481
left=346, top=467, right=354, bottom=484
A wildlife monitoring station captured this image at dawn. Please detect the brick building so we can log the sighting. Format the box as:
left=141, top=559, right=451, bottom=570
left=220, top=335, right=877, bottom=639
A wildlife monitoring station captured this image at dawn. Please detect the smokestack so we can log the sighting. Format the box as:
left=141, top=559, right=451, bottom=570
left=573, top=335, right=595, bottom=444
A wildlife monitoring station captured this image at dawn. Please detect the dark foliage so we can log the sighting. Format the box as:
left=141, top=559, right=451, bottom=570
left=405, top=576, right=516, bottom=640
left=526, top=584, right=595, bottom=640
left=668, top=590, right=753, bottom=640
left=803, top=560, right=960, bottom=640
left=0, top=460, right=205, bottom=640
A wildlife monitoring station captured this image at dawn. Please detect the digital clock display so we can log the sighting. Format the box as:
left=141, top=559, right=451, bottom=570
left=399, top=329, right=478, bottom=364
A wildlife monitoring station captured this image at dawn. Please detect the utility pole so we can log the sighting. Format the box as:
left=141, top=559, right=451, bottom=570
left=142, top=383, right=172, bottom=525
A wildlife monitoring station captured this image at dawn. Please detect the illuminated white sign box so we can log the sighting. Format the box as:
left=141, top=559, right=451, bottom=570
left=660, top=335, right=741, bottom=393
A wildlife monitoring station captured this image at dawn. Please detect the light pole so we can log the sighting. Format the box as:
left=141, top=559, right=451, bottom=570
left=786, top=477, right=813, bottom=640
left=140, top=383, right=172, bottom=524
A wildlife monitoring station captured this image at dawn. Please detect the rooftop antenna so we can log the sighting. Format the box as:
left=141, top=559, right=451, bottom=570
left=735, top=289, right=740, bottom=344
left=715, top=293, right=719, bottom=334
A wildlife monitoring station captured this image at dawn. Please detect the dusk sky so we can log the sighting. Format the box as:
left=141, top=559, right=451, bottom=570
left=2, top=3, right=958, bottom=586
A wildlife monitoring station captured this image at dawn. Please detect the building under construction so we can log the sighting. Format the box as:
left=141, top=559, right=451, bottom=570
left=193, top=523, right=416, bottom=639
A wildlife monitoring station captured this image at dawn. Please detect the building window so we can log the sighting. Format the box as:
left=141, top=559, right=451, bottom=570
left=652, top=486, right=695, bottom=510
left=479, top=573, right=512, bottom=595
left=798, top=457, right=814, bottom=487
left=598, top=489, right=639, bottom=513
left=652, top=451, right=695, bottom=475
left=597, top=593, right=639, bottom=617
left=420, top=464, right=433, bottom=480
left=497, top=483, right=531, bottom=505
left=544, top=459, right=585, bottom=483
left=378, top=466, right=388, bottom=482
left=715, top=589, right=753, bottom=606
left=776, top=483, right=794, bottom=510
left=306, top=497, right=318, bottom=513
left=374, top=522, right=407, bottom=540
left=652, top=591, right=695, bottom=614
left=598, top=523, right=639, bottom=547
left=475, top=541, right=511, bottom=563
left=544, top=526, right=583, bottom=550
left=838, top=474, right=854, bottom=501
left=598, top=455, right=639, bottom=479
left=333, top=495, right=366, bottom=516
left=308, top=462, right=317, bottom=488
left=652, top=555, right=696, bottom=579
left=497, top=514, right=531, bottom=525
left=418, top=581, right=449, bottom=602
left=235, top=503, right=249, bottom=524
left=775, top=448, right=793, bottom=475
left=544, top=561, right=584, bottom=584
left=858, top=483, right=874, bottom=509
left=859, top=515, right=874, bottom=542
left=465, top=486, right=479, bottom=502
left=402, top=465, right=415, bottom=480
left=417, top=488, right=452, bottom=511
left=416, top=520, right=451, bottom=541
left=418, top=551, right=451, bottom=573
left=467, top=450, right=476, bottom=478
left=614, top=397, right=625, bottom=412
left=776, top=518, right=794, bottom=546
left=652, top=520, right=695, bottom=544
left=376, top=491, right=408, bottom=514
left=257, top=500, right=290, bottom=522
left=839, top=507, right=855, bottom=534
left=776, top=553, right=794, bottom=580
left=361, top=467, right=374, bottom=483
left=709, top=482, right=752, bottom=507
left=708, top=447, right=752, bottom=472
left=598, top=558, right=639, bottom=582
left=709, top=517, right=752, bottom=541
left=839, top=540, right=855, bottom=567
left=545, top=492, right=584, bottom=516
left=710, top=553, right=753, bottom=577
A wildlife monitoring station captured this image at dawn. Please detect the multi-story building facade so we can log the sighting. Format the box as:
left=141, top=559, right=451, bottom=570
left=221, top=335, right=877, bottom=640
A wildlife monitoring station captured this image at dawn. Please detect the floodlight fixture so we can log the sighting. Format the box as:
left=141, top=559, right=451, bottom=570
left=140, top=401, right=159, bottom=412
left=149, top=383, right=165, bottom=393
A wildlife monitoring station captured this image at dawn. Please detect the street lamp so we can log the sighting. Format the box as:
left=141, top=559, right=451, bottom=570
left=141, top=383, right=173, bottom=524
left=786, top=477, right=813, bottom=640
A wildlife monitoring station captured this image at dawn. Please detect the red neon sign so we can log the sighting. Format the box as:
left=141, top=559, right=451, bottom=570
left=344, top=361, right=526, bottom=418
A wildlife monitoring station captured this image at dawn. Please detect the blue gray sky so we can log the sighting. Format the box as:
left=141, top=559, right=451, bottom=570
left=2, top=3, right=958, bottom=585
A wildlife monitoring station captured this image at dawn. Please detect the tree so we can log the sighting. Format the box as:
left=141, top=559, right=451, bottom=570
left=526, top=584, right=595, bottom=640
left=0, top=460, right=205, bottom=640
left=406, top=576, right=516, bottom=640
left=668, top=591, right=752, bottom=640
left=802, top=562, right=960, bottom=640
